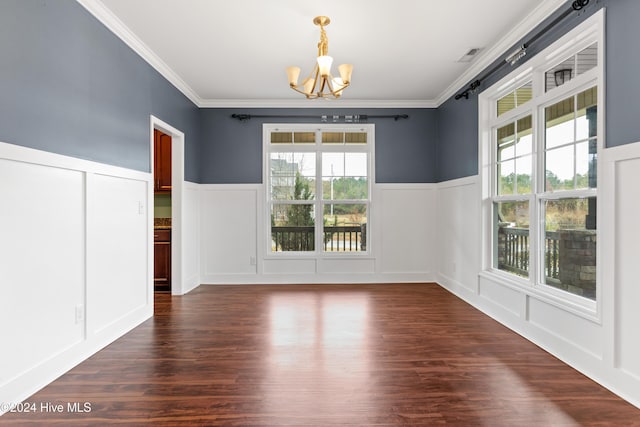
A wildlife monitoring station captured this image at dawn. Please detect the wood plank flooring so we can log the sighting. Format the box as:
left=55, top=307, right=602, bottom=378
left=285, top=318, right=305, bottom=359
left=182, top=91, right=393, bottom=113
left=2, top=283, right=639, bottom=426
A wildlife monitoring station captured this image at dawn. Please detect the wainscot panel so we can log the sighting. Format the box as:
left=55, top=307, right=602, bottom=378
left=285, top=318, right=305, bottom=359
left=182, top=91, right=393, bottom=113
left=609, top=146, right=640, bottom=384
left=0, top=141, right=152, bottom=414
left=199, top=186, right=259, bottom=278
left=477, top=276, right=522, bottom=319
left=377, top=185, right=436, bottom=275
left=436, top=176, right=480, bottom=296
left=528, top=297, right=603, bottom=360
left=181, top=182, right=201, bottom=294
left=88, top=173, right=148, bottom=334
left=318, top=258, right=376, bottom=275
left=263, top=259, right=318, bottom=276
left=0, top=158, right=85, bottom=391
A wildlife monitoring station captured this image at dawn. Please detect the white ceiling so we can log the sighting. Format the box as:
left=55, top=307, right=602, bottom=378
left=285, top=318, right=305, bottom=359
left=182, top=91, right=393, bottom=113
left=80, top=0, right=568, bottom=108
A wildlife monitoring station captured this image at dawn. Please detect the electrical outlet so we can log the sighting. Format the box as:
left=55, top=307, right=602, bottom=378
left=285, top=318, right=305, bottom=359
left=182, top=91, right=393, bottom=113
left=138, top=201, right=145, bottom=215
left=75, top=305, right=84, bottom=324
left=250, top=256, right=257, bottom=266
left=452, top=262, right=457, bottom=273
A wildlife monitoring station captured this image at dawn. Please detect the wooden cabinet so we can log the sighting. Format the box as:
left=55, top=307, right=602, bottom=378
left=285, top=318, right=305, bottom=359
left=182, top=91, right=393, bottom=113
left=154, top=129, right=172, bottom=193
left=154, top=229, right=171, bottom=291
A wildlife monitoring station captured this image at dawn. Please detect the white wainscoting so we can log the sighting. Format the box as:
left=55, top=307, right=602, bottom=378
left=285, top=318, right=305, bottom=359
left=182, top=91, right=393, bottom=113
left=199, top=183, right=436, bottom=284
left=435, top=176, right=480, bottom=300
left=435, top=143, right=640, bottom=409
left=181, top=182, right=201, bottom=294
left=613, top=158, right=640, bottom=379
left=199, top=185, right=259, bottom=283
left=0, top=141, right=153, bottom=413
left=602, top=142, right=640, bottom=403
left=376, top=184, right=436, bottom=281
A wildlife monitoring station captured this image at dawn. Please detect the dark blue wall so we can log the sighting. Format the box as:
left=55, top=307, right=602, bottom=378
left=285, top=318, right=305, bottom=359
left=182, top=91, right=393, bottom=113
left=4, top=0, right=638, bottom=186
left=605, top=0, right=640, bottom=149
left=0, top=0, right=200, bottom=180
left=199, top=108, right=437, bottom=184
left=435, top=97, right=478, bottom=183
left=436, top=0, right=640, bottom=182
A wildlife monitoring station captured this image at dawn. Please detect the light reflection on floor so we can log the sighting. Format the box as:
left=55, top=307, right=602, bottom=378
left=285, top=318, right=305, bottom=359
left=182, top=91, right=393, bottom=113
left=263, top=291, right=372, bottom=418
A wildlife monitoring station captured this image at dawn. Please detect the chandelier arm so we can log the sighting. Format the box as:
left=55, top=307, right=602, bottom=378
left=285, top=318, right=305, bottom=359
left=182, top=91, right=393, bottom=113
left=320, top=76, right=328, bottom=95
left=289, top=86, right=312, bottom=96
left=310, top=66, right=320, bottom=97
left=331, top=82, right=350, bottom=96
left=325, top=74, right=339, bottom=98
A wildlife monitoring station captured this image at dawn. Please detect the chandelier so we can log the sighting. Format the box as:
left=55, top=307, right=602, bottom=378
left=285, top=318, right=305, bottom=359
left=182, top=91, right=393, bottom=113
left=286, top=16, right=353, bottom=99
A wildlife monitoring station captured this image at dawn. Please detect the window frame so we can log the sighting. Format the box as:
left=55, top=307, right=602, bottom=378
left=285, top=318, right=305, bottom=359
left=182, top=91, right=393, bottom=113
left=479, top=10, right=604, bottom=319
left=264, top=123, right=375, bottom=257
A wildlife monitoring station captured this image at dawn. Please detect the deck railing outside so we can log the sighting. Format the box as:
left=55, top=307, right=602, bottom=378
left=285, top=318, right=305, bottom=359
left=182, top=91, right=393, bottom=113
left=499, top=227, right=560, bottom=280
left=272, top=224, right=366, bottom=252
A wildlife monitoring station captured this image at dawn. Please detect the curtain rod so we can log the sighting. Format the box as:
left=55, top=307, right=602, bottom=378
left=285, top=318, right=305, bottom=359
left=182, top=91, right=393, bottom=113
left=455, top=0, right=590, bottom=100
left=231, top=114, right=409, bottom=122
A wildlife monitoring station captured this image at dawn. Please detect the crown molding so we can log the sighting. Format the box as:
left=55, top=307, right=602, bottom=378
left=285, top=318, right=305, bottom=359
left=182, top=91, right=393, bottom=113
left=76, top=0, right=203, bottom=106
left=435, top=0, right=568, bottom=106
left=198, top=98, right=439, bottom=109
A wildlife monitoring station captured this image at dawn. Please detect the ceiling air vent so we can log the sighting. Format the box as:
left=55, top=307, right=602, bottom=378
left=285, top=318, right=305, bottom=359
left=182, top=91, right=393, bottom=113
left=458, top=48, right=482, bottom=63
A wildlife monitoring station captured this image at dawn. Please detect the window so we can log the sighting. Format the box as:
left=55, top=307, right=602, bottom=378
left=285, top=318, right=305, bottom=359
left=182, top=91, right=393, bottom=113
left=265, top=125, right=373, bottom=254
left=481, top=14, right=602, bottom=308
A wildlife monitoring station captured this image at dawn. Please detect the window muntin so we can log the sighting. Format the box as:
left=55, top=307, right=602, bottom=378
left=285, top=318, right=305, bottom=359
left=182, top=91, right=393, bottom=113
left=267, top=126, right=372, bottom=254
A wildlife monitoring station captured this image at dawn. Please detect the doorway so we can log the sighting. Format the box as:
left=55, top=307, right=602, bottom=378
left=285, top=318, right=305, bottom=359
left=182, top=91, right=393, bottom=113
left=153, top=129, right=172, bottom=292
left=150, top=115, right=185, bottom=296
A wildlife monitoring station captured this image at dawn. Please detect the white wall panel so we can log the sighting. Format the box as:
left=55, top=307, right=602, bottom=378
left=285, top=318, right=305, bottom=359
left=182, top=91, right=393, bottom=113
left=528, top=297, right=603, bottom=359
left=87, top=173, right=148, bottom=334
left=614, top=158, right=640, bottom=379
left=477, top=277, right=522, bottom=318
left=263, top=259, right=317, bottom=275
left=200, top=187, right=258, bottom=277
left=378, top=185, right=435, bottom=275
left=436, top=178, right=479, bottom=294
left=319, top=258, right=375, bottom=274
left=182, top=182, right=200, bottom=293
left=0, top=142, right=153, bottom=412
left=0, top=159, right=85, bottom=386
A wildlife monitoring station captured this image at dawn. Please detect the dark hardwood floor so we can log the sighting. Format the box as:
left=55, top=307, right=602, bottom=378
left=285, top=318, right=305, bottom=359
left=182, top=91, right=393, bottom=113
left=2, top=283, right=639, bottom=426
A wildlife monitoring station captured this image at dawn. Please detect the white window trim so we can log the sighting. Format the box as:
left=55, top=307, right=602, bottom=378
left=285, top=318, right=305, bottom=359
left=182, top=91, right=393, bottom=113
left=263, top=123, right=375, bottom=259
left=479, top=9, right=605, bottom=321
